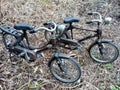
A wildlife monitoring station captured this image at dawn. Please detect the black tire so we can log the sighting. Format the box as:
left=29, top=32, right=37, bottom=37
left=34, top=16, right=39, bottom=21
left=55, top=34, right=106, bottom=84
left=49, top=57, right=81, bottom=83
left=2, top=34, right=26, bottom=48
left=2, top=34, right=17, bottom=49
left=89, top=42, right=119, bottom=64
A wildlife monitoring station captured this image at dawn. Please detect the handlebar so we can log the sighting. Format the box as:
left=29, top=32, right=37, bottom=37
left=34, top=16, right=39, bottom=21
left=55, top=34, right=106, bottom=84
left=86, top=12, right=103, bottom=24
left=86, top=21, right=93, bottom=24
left=34, top=21, right=57, bottom=32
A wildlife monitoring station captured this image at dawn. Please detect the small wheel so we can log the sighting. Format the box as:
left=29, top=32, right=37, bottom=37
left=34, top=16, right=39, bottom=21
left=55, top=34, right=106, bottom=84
left=89, top=42, right=119, bottom=64
left=2, top=34, right=27, bottom=48
left=2, top=34, right=17, bottom=49
left=49, top=57, right=81, bottom=83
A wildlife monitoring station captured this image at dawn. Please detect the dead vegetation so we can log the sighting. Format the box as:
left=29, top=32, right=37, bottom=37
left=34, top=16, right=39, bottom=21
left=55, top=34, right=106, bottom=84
left=0, top=0, right=120, bottom=90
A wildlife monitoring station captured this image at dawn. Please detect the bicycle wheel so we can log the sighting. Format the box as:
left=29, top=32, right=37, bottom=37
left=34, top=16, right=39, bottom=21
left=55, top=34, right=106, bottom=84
left=2, top=34, right=27, bottom=48
left=89, top=42, right=119, bottom=64
left=49, top=57, right=81, bottom=83
left=2, top=34, right=17, bottom=49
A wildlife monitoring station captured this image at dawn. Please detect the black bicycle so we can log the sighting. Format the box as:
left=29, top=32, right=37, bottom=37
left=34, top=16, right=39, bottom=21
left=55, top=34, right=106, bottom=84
left=44, top=12, right=119, bottom=64
left=0, top=21, right=81, bottom=83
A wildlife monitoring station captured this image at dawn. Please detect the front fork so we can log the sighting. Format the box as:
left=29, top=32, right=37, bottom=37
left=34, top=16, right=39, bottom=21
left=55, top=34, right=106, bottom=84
left=48, top=51, right=70, bottom=73
left=96, top=39, right=112, bottom=55
left=97, top=41, right=104, bottom=55
left=57, top=58, right=67, bottom=73
left=54, top=52, right=68, bottom=73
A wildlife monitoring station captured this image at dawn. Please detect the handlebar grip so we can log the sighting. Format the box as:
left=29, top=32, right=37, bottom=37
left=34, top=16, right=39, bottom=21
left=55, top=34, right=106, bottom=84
left=43, top=20, right=53, bottom=26
left=87, top=12, right=93, bottom=15
left=43, top=22, right=49, bottom=26
left=86, top=21, right=93, bottom=24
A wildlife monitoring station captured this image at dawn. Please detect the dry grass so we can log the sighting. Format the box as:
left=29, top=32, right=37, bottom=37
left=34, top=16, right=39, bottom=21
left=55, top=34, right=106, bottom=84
left=0, top=0, right=120, bottom=90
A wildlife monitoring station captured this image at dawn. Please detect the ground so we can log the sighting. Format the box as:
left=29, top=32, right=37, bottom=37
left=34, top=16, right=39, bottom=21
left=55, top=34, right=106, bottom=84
left=0, top=0, right=120, bottom=90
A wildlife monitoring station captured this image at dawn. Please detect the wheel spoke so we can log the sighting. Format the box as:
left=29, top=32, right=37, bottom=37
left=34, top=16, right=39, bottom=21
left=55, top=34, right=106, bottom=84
left=90, top=42, right=119, bottom=63
left=50, top=57, right=81, bottom=83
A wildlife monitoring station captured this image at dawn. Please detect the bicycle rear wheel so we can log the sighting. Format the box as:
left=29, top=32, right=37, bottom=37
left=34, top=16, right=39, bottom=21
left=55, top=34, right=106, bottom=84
left=89, top=42, right=119, bottom=64
left=49, top=57, right=81, bottom=83
left=2, top=34, right=17, bottom=49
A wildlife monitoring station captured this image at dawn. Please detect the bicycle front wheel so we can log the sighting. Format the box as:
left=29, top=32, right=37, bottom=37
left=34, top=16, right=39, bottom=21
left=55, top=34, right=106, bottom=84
left=89, top=42, right=119, bottom=64
left=49, top=57, right=81, bottom=83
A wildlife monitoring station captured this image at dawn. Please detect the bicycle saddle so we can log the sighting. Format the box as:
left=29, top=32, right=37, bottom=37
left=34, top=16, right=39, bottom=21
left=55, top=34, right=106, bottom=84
left=64, top=17, right=80, bottom=24
left=14, top=23, right=34, bottom=33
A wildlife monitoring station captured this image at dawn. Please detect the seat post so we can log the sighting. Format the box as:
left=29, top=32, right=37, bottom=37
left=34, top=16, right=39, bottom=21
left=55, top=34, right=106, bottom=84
left=23, top=30, right=30, bottom=48
left=69, top=23, right=73, bottom=39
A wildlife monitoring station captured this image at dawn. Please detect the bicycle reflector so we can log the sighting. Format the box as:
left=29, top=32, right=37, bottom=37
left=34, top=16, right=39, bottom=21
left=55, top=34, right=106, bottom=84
left=104, top=17, right=112, bottom=24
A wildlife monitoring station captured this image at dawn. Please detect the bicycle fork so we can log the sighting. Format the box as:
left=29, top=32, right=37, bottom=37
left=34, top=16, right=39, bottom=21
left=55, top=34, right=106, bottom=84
left=48, top=52, right=70, bottom=73
left=57, top=59, right=67, bottom=73
left=97, top=39, right=112, bottom=55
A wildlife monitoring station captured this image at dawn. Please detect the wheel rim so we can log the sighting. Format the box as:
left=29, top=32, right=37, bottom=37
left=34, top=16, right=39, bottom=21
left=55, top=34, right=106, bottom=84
left=50, top=58, right=80, bottom=83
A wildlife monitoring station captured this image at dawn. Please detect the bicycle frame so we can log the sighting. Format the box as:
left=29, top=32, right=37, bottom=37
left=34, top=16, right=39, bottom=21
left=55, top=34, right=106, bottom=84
left=65, top=22, right=103, bottom=44
left=0, top=23, right=73, bottom=62
left=60, top=20, right=116, bottom=57
left=62, top=12, right=115, bottom=48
